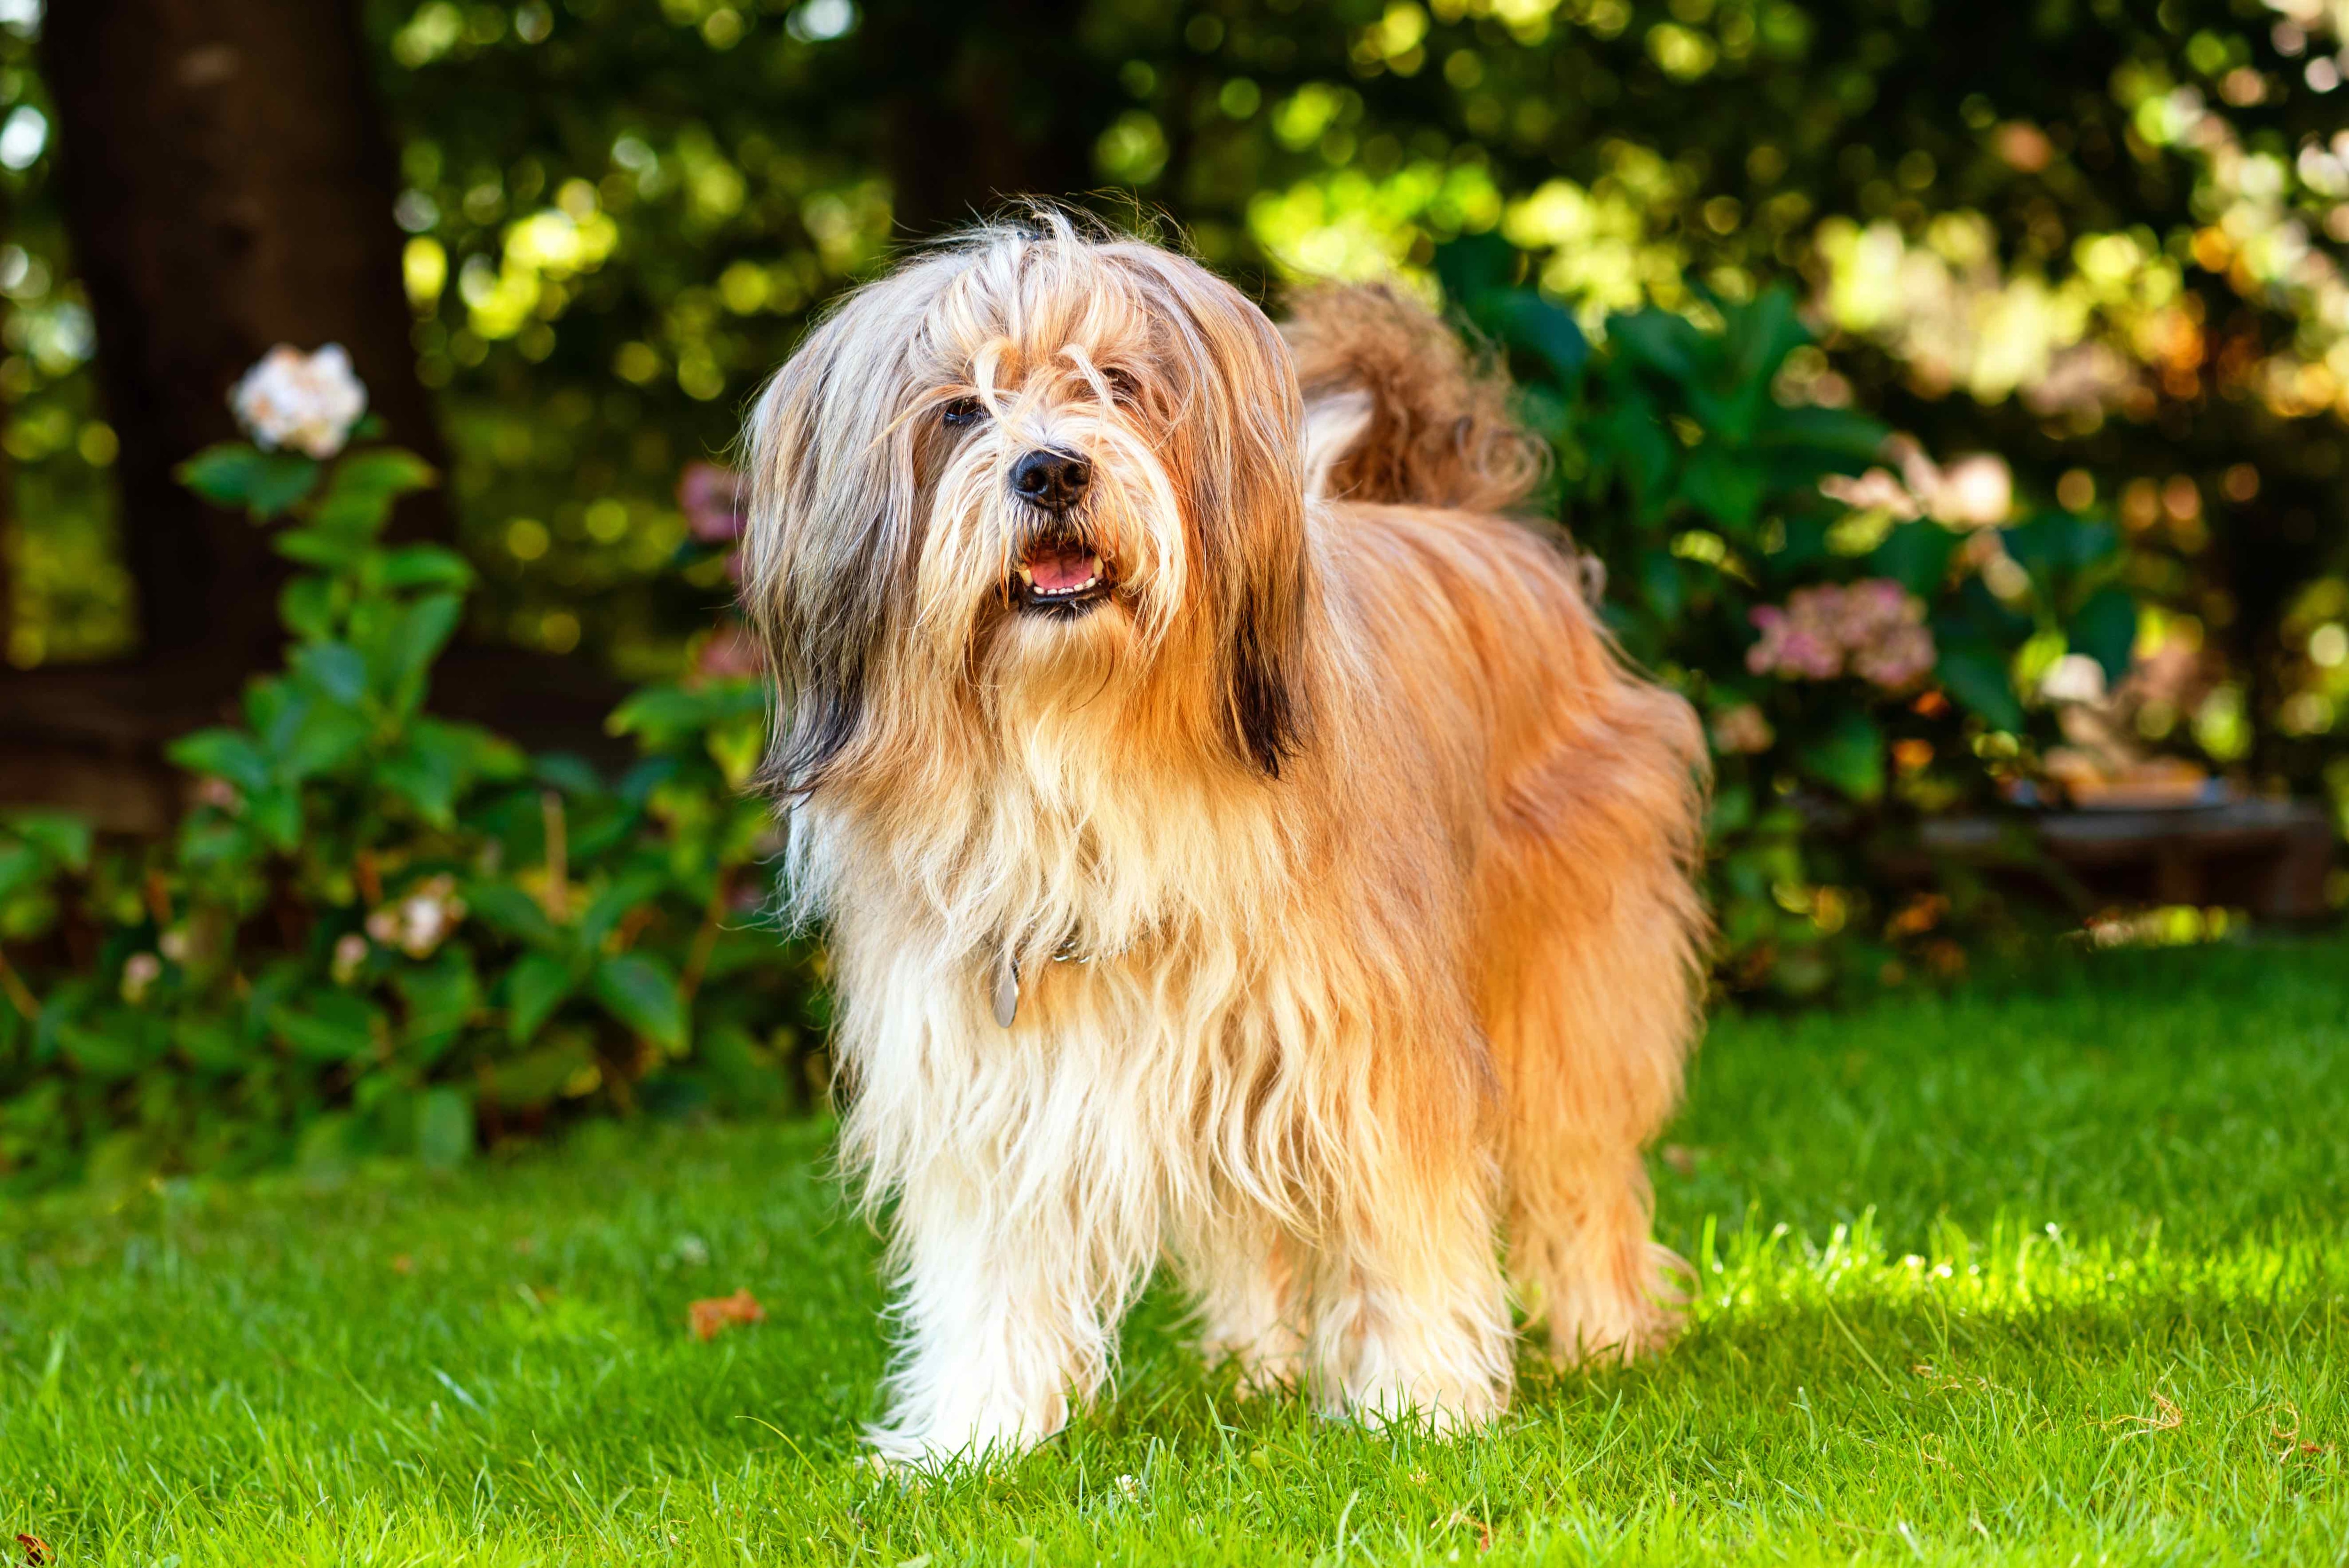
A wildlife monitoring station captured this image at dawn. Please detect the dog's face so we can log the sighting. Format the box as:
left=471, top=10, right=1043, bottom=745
left=742, top=220, right=1310, bottom=797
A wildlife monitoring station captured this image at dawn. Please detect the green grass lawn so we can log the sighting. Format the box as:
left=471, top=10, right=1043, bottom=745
left=5, top=937, right=2346, bottom=1565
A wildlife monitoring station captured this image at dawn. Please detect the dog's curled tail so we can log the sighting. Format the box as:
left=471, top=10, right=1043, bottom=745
left=1282, top=280, right=1547, bottom=514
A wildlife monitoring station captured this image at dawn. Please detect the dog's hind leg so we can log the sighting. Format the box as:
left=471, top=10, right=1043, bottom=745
left=1304, top=1055, right=1516, bottom=1433
left=1487, top=846, right=1703, bottom=1365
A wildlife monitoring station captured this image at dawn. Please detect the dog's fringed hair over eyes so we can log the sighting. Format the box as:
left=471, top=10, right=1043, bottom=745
left=740, top=214, right=1311, bottom=795
left=736, top=212, right=1710, bottom=1468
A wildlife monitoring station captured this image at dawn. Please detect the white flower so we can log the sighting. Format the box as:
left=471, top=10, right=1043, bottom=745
left=364, top=874, right=467, bottom=959
left=230, top=344, right=369, bottom=459
left=2040, top=653, right=2110, bottom=706
left=121, top=952, right=163, bottom=1005
left=1930, top=454, right=2014, bottom=529
left=331, top=932, right=371, bottom=985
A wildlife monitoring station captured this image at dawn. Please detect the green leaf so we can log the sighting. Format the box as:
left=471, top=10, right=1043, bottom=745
left=1636, top=549, right=1685, bottom=625
left=533, top=753, right=610, bottom=798
left=1754, top=405, right=1892, bottom=465
left=176, top=443, right=321, bottom=518
left=590, top=953, right=687, bottom=1053
left=389, top=593, right=464, bottom=689
left=1488, top=291, right=1588, bottom=385
left=415, top=1087, right=474, bottom=1169
left=1868, top=520, right=1963, bottom=598
left=378, top=722, right=471, bottom=827
left=1681, top=450, right=1766, bottom=532
left=270, top=991, right=384, bottom=1063
left=59, top=1022, right=145, bottom=1081
left=1936, top=643, right=2024, bottom=732
left=605, top=684, right=721, bottom=745
left=247, top=788, right=303, bottom=853
left=167, top=729, right=271, bottom=792
left=272, top=526, right=371, bottom=571
left=0, top=842, right=46, bottom=903
left=279, top=576, right=336, bottom=640
left=277, top=705, right=369, bottom=784
left=577, top=871, right=667, bottom=953
left=292, top=641, right=370, bottom=706
left=504, top=951, right=578, bottom=1044
left=397, top=950, right=481, bottom=1065
left=175, top=1017, right=250, bottom=1074
left=378, top=543, right=474, bottom=589
left=1794, top=709, right=1885, bottom=804
left=1431, top=232, right=1518, bottom=307
left=1609, top=309, right=1708, bottom=385
left=2068, top=586, right=2139, bottom=684
left=1992, top=514, right=2123, bottom=582
left=310, top=448, right=438, bottom=535
left=482, top=1039, right=597, bottom=1110
left=3, top=812, right=93, bottom=871
left=464, top=881, right=562, bottom=949
left=1724, top=287, right=1812, bottom=402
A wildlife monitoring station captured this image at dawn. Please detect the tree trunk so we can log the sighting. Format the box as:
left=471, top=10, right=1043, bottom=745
left=867, top=0, right=1113, bottom=240
left=5, top=0, right=445, bottom=827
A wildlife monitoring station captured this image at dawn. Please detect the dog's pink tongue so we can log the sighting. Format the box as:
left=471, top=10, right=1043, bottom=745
left=1027, top=545, right=1097, bottom=592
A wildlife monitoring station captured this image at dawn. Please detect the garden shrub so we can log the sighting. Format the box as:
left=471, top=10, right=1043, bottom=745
left=0, top=414, right=819, bottom=1192
left=1440, top=238, right=2135, bottom=996
left=0, top=279, right=2136, bottom=1186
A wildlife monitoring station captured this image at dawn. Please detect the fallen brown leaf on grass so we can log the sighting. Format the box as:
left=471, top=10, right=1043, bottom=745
left=2271, top=1404, right=2332, bottom=1463
left=689, top=1288, right=767, bottom=1341
left=16, top=1533, right=50, bottom=1566
left=2099, top=1391, right=2184, bottom=1438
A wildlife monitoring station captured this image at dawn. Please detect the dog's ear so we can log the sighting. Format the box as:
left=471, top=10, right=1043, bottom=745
left=1132, top=255, right=1312, bottom=778
left=740, top=276, right=928, bottom=796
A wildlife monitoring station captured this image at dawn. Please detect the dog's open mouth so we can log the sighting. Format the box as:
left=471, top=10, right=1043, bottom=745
left=1013, top=536, right=1114, bottom=613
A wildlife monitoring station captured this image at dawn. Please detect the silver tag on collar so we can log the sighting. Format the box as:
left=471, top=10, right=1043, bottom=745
left=990, top=948, right=1020, bottom=1029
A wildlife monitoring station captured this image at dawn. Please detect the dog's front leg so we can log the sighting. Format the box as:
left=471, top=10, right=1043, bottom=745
left=1310, top=1119, right=1515, bottom=1435
left=870, top=1156, right=1142, bottom=1467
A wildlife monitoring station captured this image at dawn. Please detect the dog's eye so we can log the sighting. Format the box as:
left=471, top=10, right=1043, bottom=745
left=941, top=396, right=985, bottom=428
left=1102, top=369, right=1139, bottom=406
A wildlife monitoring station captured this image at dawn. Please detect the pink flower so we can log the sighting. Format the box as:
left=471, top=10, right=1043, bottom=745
left=693, top=621, right=763, bottom=679
left=678, top=461, right=746, bottom=544
left=1853, top=622, right=1937, bottom=689
left=1747, top=579, right=1935, bottom=690
left=1710, top=703, right=1776, bottom=754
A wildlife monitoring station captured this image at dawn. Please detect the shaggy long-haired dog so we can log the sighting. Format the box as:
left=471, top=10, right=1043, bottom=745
left=741, top=214, right=1708, bottom=1464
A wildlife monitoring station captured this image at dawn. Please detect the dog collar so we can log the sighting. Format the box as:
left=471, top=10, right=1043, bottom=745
left=987, top=938, right=1138, bottom=1028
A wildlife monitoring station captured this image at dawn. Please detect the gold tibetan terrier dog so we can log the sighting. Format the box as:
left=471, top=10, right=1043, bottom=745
left=741, top=215, right=1707, bottom=1464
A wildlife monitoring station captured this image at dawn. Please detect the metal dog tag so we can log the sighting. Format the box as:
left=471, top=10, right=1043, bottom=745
left=990, top=948, right=1019, bottom=1029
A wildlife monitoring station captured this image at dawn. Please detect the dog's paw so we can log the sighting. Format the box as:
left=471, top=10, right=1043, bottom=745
left=1540, top=1240, right=1691, bottom=1367
left=1338, top=1374, right=1508, bottom=1438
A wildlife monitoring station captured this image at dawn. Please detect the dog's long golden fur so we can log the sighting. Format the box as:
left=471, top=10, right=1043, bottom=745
left=742, top=215, right=1708, bottom=1464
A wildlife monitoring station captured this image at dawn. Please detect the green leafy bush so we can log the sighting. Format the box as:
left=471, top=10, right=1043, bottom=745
left=0, top=276, right=2146, bottom=1187
left=1441, top=239, right=2136, bottom=996
left=0, top=432, right=817, bottom=1192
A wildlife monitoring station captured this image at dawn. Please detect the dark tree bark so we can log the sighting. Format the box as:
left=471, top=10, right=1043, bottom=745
left=4, top=0, right=445, bottom=826
left=866, top=0, right=1120, bottom=240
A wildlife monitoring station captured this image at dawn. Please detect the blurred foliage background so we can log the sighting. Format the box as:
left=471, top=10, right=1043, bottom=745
left=0, top=0, right=2342, bottom=755
left=2, top=0, right=2347, bottom=1182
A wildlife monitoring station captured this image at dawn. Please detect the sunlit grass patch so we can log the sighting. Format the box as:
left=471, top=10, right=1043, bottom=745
left=1, top=935, right=2343, bottom=1564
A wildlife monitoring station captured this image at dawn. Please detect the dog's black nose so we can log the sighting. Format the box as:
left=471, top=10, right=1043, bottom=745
left=1010, top=449, right=1090, bottom=512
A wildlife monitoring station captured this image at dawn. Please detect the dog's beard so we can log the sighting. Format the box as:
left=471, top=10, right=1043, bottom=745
left=910, top=402, right=1191, bottom=692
